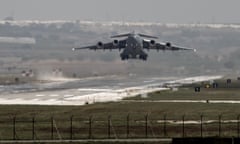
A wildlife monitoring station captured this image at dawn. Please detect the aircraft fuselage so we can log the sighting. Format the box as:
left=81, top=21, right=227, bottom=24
left=72, top=31, right=195, bottom=61
left=120, top=34, right=148, bottom=60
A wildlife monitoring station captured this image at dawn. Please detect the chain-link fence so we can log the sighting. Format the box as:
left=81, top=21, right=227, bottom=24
left=0, top=114, right=239, bottom=140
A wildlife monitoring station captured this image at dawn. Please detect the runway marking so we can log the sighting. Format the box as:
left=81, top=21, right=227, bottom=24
left=36, top=94, right=45, bottom=97
left=77, top=88, right=111, bottom=92
left=63, top=94, right=74, bottom=97
left=49, top=94, right=59, bottom=97
left=46, top=99, right=57, bottom=101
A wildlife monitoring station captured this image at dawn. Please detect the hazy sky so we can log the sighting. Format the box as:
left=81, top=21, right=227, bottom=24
left=0, top=0, right=239, bottom=23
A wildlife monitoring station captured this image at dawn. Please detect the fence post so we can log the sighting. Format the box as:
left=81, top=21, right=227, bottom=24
left=32, top=116, right=35, bottom=140
left=108, top=115, right=111, bottom=139
left=218, top=115, right=222, bottom=137
left=88, top=116, right=92, bottom=139
left=238, top=115, right=240, bottom=138
left=126, top=114, right=129, bottom=138
left=70, top=115, right=73, bottom=140
left=200, top=115, right=203, bottom=138
left=163, top=114, right=167, bottom=137
left=145, top=114, right=148, bottom=138
left=51, top=116, right=54, bottom=140
left=182, top=115, right=185, bottom=138
left=13, top=116, right=16, bottom=140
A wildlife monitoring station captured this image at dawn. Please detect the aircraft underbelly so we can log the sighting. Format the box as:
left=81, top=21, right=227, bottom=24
left=119, top=34, right=150, bottom=60
left=122, top=46, right=146, bottom=59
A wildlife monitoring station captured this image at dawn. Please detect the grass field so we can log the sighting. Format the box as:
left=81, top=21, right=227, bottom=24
left=0, top=78, right=239, bottom=140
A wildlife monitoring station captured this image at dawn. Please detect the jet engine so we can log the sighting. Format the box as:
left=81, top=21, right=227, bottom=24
left=113, top=39, right=119, bottom=46
left=166, top=42, right=171, bottom=47
left=150, top=40, right=156, bottom=46
left=97, top=41, right=104, bottom=49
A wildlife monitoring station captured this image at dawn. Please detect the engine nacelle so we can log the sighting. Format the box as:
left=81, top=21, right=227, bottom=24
left=113, top=39, right=119, bottom=46
left=97, top=41, right=103, bottom=49
left=150, top=40, right=155, bottom=46
left=166, top=42, right=171, bottom=47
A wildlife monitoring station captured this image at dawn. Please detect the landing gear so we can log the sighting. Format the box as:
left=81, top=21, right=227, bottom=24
left=139, top=55, right=148, bottom=61
left=121, top=54, right=129, bottom=61
left=120, top=53, right=147, bottom=61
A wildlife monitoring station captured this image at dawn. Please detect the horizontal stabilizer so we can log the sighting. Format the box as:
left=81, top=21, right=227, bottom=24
left=111, top=32, right=158, bottom=39
left=138, top=33, right=158, bottom=39
left=111, top=33, right=131, bottom=38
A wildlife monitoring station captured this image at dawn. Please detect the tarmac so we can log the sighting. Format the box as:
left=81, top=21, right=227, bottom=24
left=0, top=75, right=222, bottom=105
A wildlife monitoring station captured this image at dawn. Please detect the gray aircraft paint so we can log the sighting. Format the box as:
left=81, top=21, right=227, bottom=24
left=73, top=32, right=195, bottom=61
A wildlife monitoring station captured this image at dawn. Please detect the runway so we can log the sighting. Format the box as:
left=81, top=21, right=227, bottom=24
left=0, top=75, right=222, bottom=105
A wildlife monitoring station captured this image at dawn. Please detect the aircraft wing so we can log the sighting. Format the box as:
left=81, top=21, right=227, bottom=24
left=143, top=40, right=196, bottom=52
left=72, top=40, right=127, bottom=51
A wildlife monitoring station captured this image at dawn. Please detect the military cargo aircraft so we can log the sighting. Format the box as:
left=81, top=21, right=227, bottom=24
left=72, top=31, right=196, bottom=61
